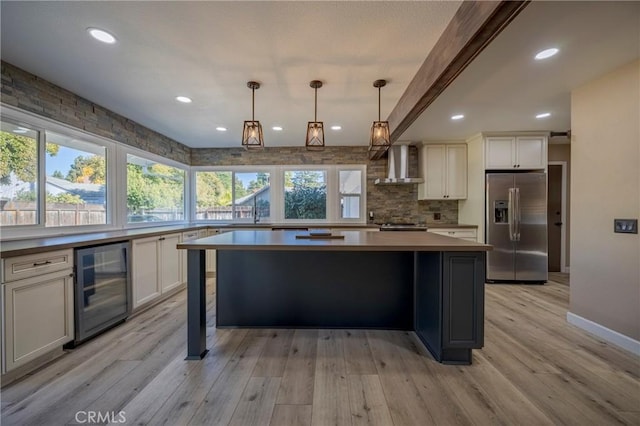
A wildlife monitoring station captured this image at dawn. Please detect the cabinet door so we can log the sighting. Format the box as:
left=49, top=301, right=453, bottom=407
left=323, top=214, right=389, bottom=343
left=132, top=237, right=160, bottom=309
left=2, top=269, right=74, bottom=372
left=515, top=136, right=546, bottom=169
left=446, top=145, right=467, bottom=199
left=485, top=137, right=515, bottom=169
left=160, top=233, right=182, bottom=293
left=418, top=145, right=446, bottom=200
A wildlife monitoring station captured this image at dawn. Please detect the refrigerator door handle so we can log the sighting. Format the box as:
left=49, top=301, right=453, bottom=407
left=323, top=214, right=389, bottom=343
left=515, top=187, right=521, bottom=241
left=508, top=188, right=516, bottom=241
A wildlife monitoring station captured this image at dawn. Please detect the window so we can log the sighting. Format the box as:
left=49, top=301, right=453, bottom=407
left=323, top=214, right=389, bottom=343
left=195, top=171, right=270, bottom=222
left=284, top=170, right=327, bottom=220
left=339, top=170, right=362, bottom=219
left=193, top=165, right=364, bottom=224
left=0, top=120, right=39, bottom=226
left=45, top=132, right=106, bottom=227
left=126, top=154, right=185, bottom=223
left=234, top=172, right=271, bottom=222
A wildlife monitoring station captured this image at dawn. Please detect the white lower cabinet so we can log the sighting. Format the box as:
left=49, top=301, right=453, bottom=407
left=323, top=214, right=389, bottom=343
left=2, top=268, right=74, bottom=373
left=132, top=233, right=182, bottom=310
left=428, top=228, right=478, bottom=242
left=160, top=233, right=182, bottom=293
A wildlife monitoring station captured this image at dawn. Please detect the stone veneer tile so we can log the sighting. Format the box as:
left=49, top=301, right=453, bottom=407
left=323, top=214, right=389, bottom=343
left=1, top=61, right=458, bottom=224
left=1, top=61, right=191, bottom=164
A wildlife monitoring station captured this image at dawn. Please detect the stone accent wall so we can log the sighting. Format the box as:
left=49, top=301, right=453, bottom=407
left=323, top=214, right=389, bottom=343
left=0, top=61, right=190, bottom=164
left=192, top=146, right=458, bottom=225
left=0, top=61, right=457, bottom=224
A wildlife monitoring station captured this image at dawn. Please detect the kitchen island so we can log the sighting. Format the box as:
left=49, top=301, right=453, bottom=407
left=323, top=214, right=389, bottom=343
left=178, top=230, right=491, bottom=365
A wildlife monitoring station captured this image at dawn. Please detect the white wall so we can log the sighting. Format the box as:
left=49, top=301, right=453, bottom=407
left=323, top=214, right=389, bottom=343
left=570, top=59, right=640, bottom=341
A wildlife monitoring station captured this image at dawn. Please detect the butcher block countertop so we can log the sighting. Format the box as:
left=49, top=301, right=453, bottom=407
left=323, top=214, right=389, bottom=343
left=178, top=229, right=492, bottom=252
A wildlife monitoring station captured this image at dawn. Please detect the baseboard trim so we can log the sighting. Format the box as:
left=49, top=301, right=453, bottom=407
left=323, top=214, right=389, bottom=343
left=567, top=312, right=640, bottom=355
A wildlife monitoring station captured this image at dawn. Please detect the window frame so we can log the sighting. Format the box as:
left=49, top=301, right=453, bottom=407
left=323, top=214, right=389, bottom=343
left=0, top=105, right=118, bottom=239
left=191, top=164, right=366, bottom=224
left=120, top=145, right=190, bottom=229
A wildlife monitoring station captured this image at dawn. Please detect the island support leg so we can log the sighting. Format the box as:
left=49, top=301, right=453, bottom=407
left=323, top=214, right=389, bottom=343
left=186, top=249, right=208, bottom=360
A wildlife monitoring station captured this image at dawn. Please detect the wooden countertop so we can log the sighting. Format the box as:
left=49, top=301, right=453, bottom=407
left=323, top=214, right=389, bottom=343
left=178, top=230, right=492, bottom=252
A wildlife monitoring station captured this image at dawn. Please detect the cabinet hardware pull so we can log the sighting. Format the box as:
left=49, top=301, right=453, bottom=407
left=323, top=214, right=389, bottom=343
left=33, top=260, right=52, bottom=266
left=159, top=237, right=166, bottom=241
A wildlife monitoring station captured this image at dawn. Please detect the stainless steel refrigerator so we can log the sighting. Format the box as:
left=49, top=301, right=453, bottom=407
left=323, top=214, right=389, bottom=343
left=486, top=172, right=547, bottom=283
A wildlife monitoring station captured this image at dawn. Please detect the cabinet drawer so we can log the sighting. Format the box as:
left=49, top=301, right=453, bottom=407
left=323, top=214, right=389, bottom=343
left=2, top=249, right=73, bottom=283
left=429, top=229, right=477, bottom=241
left=181, top=231, right=200, bottom=241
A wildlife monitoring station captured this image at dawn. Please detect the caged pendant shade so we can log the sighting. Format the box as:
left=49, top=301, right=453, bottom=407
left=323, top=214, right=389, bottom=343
left=305, top=80, right=325, bottom=151
left=369, top=79, right=391, bottom=160
left=242, top=81, right=264, bottom=150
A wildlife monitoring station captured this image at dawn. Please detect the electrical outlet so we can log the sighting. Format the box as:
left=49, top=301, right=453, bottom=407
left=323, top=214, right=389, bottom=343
left=433, top=212, right=441, bottom=221
left=614, top=219, right=638, bottom=234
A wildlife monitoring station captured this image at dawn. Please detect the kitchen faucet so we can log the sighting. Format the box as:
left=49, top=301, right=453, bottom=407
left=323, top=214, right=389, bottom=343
left=253, top=197, right=260, bottom=224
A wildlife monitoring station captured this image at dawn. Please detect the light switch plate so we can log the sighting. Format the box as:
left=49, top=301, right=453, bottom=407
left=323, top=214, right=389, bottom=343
left=614, top=219, right=638, bottom=234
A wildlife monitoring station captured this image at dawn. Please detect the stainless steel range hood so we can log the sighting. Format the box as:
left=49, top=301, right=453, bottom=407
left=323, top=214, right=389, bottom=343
left=374, top=144, right=424, bottom=185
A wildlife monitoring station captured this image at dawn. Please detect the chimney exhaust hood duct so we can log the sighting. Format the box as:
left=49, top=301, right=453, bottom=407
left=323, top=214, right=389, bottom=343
left=374, top=144, right=424, bottom=185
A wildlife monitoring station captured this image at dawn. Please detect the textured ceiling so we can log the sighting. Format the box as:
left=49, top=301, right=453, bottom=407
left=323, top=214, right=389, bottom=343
left=0, top=1, right=462, bottom=148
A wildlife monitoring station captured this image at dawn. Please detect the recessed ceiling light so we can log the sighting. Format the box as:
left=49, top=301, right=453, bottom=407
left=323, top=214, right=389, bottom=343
left=175, top=96, right=192, bottom=103
left=272, top=126, right=283, bottom=131
left=536, top=112, right=551, bottom=119
left=87, top=28, right=117, bottom=44
left=216, top=127, right=227, bottom=132
left=451, top=114, right=464, bottom=120
left=534, top=48, right=559, bottom=60
left=331, top=125, right=342, bottom=131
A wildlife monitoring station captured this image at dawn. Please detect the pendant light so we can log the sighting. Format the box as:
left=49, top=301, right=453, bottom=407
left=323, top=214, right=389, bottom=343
left=242, top=81, right=264, bottom=150
left=369, top=79, right=391, bottom=160
left=306, top=80, right=325, bottom=151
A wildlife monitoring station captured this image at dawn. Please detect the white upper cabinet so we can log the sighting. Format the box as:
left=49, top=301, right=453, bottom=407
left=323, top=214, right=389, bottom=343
left=485, top=136, right=547, bottom=170
left=418, top=144, right=467, bottom=200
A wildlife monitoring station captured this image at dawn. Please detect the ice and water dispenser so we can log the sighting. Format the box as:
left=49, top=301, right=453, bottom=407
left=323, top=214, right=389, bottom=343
left=494, top=200, right=508, bottom=224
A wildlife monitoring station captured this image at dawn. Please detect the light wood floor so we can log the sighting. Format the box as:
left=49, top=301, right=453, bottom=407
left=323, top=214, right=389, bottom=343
left=1, top=274, right=638, bottom=425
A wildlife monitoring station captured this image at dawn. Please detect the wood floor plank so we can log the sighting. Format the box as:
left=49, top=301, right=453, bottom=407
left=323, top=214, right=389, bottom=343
left=366, top=330, right=435, bottom=426
left=270, top=404, right=312, bottom=426
left=252, top=329, right=295, bottom=377
left=276, top=329, right=318, bottom=405
left=311, top=330, right=351, bottom=426
left=115, top=328, right=233, bottom=425
left=3, top=276, right=639, bottom=426
left=229, top=377, right=281, bottom=426
left=187, top=333, right=267, bottom=426
left=342, top=330, right=377, bottom=375
left=389, top=331, right=473, bottom=425
left=466, top=353, right=555, bottom=425
left=14, top=360, right=139, bottom=425
left=347, top=374, right=393, bottom=426
left=146, top=328, right=249, bottom=426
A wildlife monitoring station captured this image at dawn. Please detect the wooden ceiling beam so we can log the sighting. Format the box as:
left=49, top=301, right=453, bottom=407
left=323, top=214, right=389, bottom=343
left=387, top=0, right=530, bottom=143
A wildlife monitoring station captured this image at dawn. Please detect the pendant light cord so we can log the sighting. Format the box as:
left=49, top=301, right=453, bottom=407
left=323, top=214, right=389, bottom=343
left=314, top=87, right=318, bottom=122
left=378, top=86, right=381, bottom=121
left=252, top=87, right=255, bottom=122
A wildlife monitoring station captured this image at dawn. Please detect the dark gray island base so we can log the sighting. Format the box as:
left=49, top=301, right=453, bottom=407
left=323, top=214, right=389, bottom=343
left=179, top=230, right=490, bottom=365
